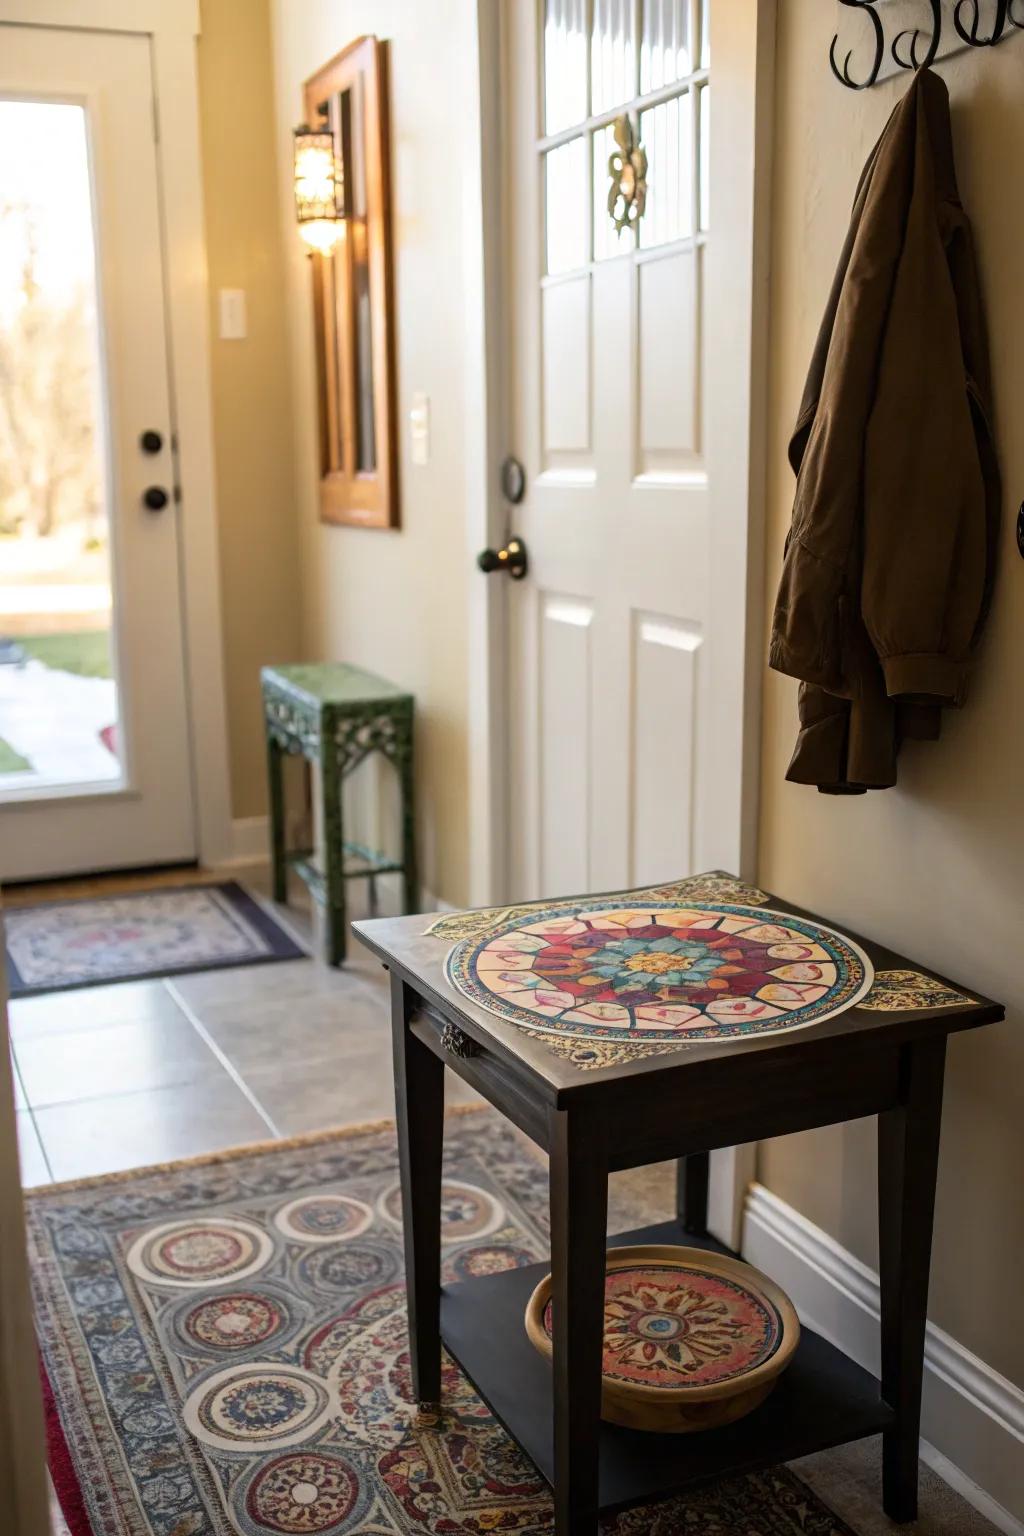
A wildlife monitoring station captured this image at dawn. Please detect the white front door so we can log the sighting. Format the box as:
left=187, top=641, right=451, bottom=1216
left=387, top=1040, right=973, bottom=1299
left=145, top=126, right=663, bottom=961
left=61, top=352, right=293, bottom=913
left=502, top=0, right=768, bottom=902
left=0, top=25, right=195, bottom=881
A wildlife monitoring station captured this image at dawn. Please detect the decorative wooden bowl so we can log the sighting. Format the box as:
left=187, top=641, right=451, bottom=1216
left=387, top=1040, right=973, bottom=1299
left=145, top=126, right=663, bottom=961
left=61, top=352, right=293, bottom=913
left=525, top=1245, right=800, bottom=1434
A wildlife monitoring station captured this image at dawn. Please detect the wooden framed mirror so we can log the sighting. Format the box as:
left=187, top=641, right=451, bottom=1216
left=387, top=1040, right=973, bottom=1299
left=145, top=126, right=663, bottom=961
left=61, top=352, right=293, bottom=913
left=304, top=37, right=398, bottom=529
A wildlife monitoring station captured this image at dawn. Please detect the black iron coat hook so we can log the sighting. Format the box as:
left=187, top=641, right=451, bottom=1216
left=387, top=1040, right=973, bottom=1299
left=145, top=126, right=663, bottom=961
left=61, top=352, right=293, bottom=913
left=831, top=0, right=1024, bottom=90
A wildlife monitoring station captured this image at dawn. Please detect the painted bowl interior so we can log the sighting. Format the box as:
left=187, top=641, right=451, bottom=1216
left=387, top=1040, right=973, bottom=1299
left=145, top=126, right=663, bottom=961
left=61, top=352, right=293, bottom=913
left=525, top=1245, right=800, bottom=1407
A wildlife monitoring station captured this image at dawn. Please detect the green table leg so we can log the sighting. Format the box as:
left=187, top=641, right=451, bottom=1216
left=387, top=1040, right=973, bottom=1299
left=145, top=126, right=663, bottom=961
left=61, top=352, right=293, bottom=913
left=267, top=732, right=287, bottom=904
left=321, top=746, right=348, bottom=966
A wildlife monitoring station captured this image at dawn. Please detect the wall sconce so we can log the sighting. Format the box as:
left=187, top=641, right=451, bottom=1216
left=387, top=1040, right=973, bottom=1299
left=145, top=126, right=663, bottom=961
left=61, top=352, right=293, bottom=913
left=293, top=111, right=345, bottom=254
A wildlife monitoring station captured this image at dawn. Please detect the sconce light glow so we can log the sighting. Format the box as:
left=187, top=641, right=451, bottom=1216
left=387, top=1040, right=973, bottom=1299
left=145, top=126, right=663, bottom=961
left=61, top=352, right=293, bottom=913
left=293, top=122, right=345, bottom=254
left=300, top=218, right=346, bottom=255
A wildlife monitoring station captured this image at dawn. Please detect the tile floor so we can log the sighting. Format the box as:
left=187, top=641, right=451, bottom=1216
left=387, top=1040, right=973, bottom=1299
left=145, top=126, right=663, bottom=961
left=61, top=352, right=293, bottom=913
left=9, top=868, right=478, bottom=1185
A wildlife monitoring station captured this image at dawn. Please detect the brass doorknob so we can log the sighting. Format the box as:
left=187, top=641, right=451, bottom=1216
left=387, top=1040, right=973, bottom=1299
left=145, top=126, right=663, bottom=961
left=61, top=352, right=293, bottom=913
left=477, top=536, right=528, bottom=580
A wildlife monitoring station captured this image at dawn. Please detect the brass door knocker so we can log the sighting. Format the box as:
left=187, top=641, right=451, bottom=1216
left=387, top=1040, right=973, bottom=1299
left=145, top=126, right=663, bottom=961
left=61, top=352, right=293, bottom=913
left=607, top=114, right=648, bottom=235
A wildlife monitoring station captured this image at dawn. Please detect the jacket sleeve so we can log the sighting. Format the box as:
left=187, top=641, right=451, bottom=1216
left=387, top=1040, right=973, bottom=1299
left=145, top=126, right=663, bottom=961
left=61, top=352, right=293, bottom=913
left=860, top=109, right=991, bottom=706
left=769, top=98, right=915, bottom=696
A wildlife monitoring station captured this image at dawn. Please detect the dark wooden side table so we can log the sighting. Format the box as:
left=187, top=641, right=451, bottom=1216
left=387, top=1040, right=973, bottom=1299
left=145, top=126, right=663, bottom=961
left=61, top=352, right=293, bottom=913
left=354, top=877, right=1003, bottom=1535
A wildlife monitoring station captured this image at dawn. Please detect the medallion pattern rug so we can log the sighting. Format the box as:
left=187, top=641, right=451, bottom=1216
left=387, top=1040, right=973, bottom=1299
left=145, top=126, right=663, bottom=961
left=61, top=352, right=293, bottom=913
left=28, top=1111, right=856, bottom=1535
left=4, top=881, right=304, bottom=997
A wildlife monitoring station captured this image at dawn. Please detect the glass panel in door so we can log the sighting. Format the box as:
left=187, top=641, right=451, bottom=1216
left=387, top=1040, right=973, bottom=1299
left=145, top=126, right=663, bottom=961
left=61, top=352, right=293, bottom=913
left=0, top=100, right=122, bottom=795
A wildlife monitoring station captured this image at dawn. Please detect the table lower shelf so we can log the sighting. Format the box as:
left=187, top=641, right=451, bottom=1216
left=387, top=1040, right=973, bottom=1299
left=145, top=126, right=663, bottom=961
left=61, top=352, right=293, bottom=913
left=440, top=1220, right=894, bottom=1515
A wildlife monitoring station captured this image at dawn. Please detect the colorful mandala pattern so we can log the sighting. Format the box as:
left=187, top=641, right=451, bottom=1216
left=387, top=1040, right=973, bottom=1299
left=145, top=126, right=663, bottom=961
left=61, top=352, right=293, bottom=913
left=861, top=969, right=975, bottom=1012
left=174, top=1289, right=294, bottom=1356
left=241, top=1452, right=361, bottom=1534
left=447, top=901, right=873, bottom=1044
left=444, top=1243, right=537, bottom=1283
left=296, top=1238, right=401, bottom=1300
left=126, top=1216, right=273, bottom=1288
left=274, top=1194, right=373, bottom=1245
left=542, top=1264, right=782, bottom=1390
left=379, top=1179, right=507, bottom=1243
left=424, top=872, right=770, bottom=943
left=183, top=1364, right=335, bottom=1452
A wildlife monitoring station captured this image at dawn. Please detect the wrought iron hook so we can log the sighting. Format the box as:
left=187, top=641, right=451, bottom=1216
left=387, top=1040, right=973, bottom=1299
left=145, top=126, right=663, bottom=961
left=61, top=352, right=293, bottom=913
left=830, top=0, right=885, bottom=90
left=953, top=0, right=1009, bottom=45
left=891, top=0, right=943, bottom=69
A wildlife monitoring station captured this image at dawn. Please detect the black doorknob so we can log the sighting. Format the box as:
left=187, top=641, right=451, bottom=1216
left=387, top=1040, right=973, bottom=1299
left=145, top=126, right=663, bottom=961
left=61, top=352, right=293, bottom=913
left=140, top=430, right=163, bottom=454
left=143, top=486, right=169, bottom=511
left=477, top=536, right=528, bottom=580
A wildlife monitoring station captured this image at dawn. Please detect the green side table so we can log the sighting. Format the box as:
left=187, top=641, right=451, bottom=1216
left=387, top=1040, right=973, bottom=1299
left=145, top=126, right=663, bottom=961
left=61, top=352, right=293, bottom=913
left=261, top=663, right=417, bottom=965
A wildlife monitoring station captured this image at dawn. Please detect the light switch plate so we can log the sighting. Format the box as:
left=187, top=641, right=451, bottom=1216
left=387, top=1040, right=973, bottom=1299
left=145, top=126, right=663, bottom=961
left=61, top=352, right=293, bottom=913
left=410, top=392, right=430, bottom=466
left=219, top=288, right=247, bottom=340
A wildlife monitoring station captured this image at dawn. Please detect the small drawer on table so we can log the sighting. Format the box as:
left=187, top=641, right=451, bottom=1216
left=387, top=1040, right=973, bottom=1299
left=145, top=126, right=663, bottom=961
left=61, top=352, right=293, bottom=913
left=410, top=1008, right=549, bottom=1149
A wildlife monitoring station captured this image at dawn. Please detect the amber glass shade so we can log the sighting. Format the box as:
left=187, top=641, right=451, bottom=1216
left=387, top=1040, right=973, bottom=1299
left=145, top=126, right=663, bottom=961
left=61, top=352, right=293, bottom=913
left=293, top=123, right=344, bottom=252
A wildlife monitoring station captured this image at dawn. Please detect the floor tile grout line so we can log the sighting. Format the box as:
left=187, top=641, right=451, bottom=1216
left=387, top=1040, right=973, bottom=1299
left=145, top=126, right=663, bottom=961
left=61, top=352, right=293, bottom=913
left=12, top=1050, right=56, bottom=1184
left=164, top=979, right=282, bottom=1141
left=25, top=1074, right=206, bottom=1114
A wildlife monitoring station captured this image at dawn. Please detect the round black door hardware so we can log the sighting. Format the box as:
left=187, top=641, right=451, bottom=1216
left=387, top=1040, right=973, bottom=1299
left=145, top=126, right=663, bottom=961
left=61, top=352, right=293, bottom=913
left=140, top=429, right=164, bottom=454
left=143, top=486, right=170, bottom=512
left=1017, top=502, right=1024, bottom=561
left=477, top=536, right=528, bottom=580
left=501, top=455, right=526, bottom=506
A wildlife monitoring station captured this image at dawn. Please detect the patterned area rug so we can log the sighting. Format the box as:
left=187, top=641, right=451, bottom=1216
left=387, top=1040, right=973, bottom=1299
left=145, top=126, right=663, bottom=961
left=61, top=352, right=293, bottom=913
left=4, top=881, right=305, bottom=997
left=28, top=1110, right=856, bottom=1535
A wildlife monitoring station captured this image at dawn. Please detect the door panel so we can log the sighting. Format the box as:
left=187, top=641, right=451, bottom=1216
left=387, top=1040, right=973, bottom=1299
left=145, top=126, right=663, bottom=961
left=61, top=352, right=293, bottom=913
left=504, top=0, right=762, bottom=903
left=0, top=26, right=194, bottom=880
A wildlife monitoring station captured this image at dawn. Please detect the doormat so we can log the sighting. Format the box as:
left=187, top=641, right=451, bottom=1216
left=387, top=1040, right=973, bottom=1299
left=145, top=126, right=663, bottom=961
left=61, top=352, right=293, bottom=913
left=4, top=881, right=305, bottom=997
left=28, top=1110, right=855, bottom=1536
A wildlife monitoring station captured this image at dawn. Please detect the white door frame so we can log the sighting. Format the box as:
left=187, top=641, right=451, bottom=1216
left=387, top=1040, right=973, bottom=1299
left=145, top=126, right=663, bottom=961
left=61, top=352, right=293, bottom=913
left=0, top=6, right=231, bottom=1513
left=0, top=0, right=233, bottom=871
left=466, top=0, right=777, bottom=1246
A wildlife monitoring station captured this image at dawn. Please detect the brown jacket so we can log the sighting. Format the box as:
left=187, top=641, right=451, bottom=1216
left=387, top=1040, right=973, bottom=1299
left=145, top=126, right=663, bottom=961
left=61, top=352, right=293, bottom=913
left=770, top=68, right=999, bottom=793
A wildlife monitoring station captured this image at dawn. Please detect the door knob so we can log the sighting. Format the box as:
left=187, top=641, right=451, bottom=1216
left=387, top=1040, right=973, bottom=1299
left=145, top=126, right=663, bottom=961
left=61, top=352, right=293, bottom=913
left=139, top=429, right=163, bottom=454
left=143, top=486, right=169, bottom=511
left=477, top=536, right=528, bottom=580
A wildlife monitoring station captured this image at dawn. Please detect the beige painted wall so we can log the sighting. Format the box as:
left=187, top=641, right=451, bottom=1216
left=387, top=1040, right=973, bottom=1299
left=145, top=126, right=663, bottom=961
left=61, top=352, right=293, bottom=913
left=197, top=0, right=302, bottom=821
left=269, top=0, right=479, bottom=907
left=758, top=5, right=1024, bottom=1387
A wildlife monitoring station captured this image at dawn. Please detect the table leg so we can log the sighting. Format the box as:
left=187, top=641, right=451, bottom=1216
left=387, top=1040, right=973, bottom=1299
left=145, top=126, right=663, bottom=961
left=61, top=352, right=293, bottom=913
left=399, top=739, right=419, bottom=915
left=321, top=747, right=347, bottom=966
left=677, top=1153, right=710, bottom=1235
left=266, top=732, right=287, bottom=904
left=391, top=973, right=445, bottom=1407
left=549, top=1107, right=608, bottom=1536
left=878, top=1037, right=947, bottom=1523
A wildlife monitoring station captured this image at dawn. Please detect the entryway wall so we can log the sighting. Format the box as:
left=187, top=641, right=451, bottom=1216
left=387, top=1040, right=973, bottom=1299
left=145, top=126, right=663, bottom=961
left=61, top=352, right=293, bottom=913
left=197, top=0, right=303, bottom=828
left=755, top=3, right=1024, bottom=1523
left=269, top=0, right=490, bottom=911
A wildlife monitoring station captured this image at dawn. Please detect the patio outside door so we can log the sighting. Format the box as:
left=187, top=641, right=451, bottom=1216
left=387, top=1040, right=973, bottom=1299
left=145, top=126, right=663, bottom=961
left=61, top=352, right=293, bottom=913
left=0, top=25, right=195, bottom=881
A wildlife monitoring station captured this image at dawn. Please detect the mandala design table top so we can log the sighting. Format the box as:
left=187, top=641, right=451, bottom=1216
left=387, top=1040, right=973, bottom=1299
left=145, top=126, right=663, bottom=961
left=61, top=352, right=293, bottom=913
left=446, top=899, right=874, bottom=1044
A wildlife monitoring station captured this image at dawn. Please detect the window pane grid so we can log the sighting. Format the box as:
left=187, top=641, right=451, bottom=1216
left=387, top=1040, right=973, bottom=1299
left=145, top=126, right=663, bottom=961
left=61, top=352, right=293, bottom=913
left=542, top=2, right=708, bottom=273
left=640, top=0, right=693, bottom=93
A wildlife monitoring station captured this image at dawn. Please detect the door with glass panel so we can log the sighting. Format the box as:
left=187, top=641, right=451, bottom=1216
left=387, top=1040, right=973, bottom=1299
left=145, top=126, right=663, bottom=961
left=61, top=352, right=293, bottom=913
left=0, top=26, right=194, bottom=880
left=501, top=0, right=767, bottom=900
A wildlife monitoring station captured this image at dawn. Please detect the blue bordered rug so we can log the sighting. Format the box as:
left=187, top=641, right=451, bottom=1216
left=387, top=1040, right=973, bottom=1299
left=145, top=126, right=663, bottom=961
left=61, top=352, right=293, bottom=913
left=4, top=881, right=305, bottom=997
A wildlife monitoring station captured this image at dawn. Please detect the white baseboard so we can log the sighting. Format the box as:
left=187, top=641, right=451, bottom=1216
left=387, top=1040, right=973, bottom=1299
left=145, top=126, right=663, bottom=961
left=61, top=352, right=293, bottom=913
left=742, top=1183, right=1024, bottom=1534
